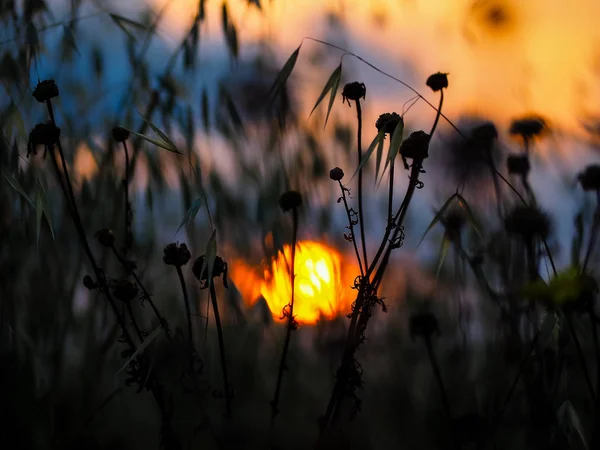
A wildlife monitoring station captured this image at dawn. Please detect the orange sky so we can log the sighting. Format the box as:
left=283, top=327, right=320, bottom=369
left=149, top=0, right=600, bottom=136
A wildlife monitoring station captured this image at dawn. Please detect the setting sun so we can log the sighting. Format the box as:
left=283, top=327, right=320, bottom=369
left=230, top=240, right=358, bottom=324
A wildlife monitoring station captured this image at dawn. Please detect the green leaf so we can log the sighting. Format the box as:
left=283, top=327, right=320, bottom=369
left=416, top=193, right=459, bottom=248
left=136, top=111, right=181, bottom=152
left=352, top=129, right=386, bottom=181
left=268, top=45, right=301, bottom=107
left=436, top=233, right=451, bottom=281
left=2, top=169, right=34, bottom=206
left=109, top=13, right=149, bottom=42
left=199, top=230, right=218, bottom=290
left=116, top=326, right=162, bottom=376
left=175, top=197, right=203, bottom=236
left=308, top=63, right=342, bottom=129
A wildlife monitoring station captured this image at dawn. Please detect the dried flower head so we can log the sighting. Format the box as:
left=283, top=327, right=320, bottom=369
left=400, top=130, right=430, bottom=161
left=409, top=312, right=440, bottom=341
left=341, top=82, right=366, bottom=105
left=27, top=123, right=60, bottom=158
left=192, top=255, right=228, bottom=289
left=507, top=153, right=530, bottom=176
left=163, top=242, right=191, bottom=267
left=83, top=275, right=97, bottom=290
left=375, top=112, right=402, bottom=135
left=329, top=167, right=344, bottom=181
left=32, top=79, right=59, bottom=103
left=471, top=122, right=498, bottom=148
left=112, top=278, right=138, bottom=303
left=504, top=205, right=551, bottom=240
left=112, top=126, right=130, bottom=143
left=95, top=228, right=115, bottom=248
left=578, top=164, right=600, bottom=192
left=509, top=116, right=546, bottom=139
left=278, top=191, right=302, bottom=212
left=426, top=72, right=448, bottom=92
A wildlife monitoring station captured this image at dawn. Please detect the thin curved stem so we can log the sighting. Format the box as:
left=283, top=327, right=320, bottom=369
left=176, top=265, right=194, bottom=351
left=209, top=282, right=232, bottom=418
left=355, top=99, right=368, bottom=270
left=338, top=181, right=364, bottom=277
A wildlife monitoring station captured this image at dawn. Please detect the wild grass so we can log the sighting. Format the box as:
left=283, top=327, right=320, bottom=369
left=2, top=1, right=600, bottom=450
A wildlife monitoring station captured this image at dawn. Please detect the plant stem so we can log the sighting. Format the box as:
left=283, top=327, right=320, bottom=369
left=272, top=207, right=298, bottom=421
left=583, top=193, right=600, bottom=273
left=566, top=314, right=596, bottom=400
left=209, top=282, right=232, bottom=418
left=355, top=99, right=368, bottom=270
left=122, top=140, right=132, bottom=254
left=176, top=266, right=194, bottom=347
left=424, top=337, right=453, bottom=423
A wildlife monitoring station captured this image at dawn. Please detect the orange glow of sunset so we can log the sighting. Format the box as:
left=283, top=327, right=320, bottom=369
left=229, top=240, right=359, bottom=325
left=150, top=0, right=600, bottom=136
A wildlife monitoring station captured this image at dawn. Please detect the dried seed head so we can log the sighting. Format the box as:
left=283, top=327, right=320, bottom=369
left=192, top=255, right=228, bottom=289
left=28, top=123, right=60, bottom=157
left=375, top=112, right=402, bottom=135
left=471, top=122, right=498, bottom=147
left=163, top=242, right=191, bottom=267
left=509, top=116, right=546, bottom=139
left=329, top=167, right=344, bottom=181
left=409, top=312, right=440, bottom=341
left=32, top=79, right=59, bottom=103
left=426, top=72, right=448, bottom=92
left=578, top=164, right=600, bottom=192
left=112, top=278, right=138, bottom=303
left=83, top=275, right=97, bottom=290
left=278, top=191, right=302, bottom=212
left=504, top=205, right=551, bottom=240
left=95, top=228, right=115, bottom=248
left=506, top=153, right=530, bottom=176
left=112, top=126, right=130, bottom=143
left=400, top=130, right=430, bottom=161
left=341, top=82, right=366, bottom=104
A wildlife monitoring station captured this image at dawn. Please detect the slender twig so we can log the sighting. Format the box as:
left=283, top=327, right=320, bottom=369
left=271, top=207, right=299, bottom=421
left=209, top=282, right=232, bottom=418
left=338, top=181, right=364, bottom=277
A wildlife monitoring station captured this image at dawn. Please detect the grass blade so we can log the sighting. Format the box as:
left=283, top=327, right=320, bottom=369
left=116, top=326, right=162, bottom=376
left=308, top=63, right=342, bottom=130
left=352, top=129, right=385, bottom=181
left=455, top=193, right=483, bottom=240
left=109, top=13, right=148, bottom=41
left=268, top=45, right=301, bottom=108
left=2, top=169, right=33, bottom=206
left=382, top=117, right=405, bottom=178
left=416, top=193, right=459, bottom=248
left=436, top=233, right=451, bottom=281
left=176, top=197, right=203, bottom=236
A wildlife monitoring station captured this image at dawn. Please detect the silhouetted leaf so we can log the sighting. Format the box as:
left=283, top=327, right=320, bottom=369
left=309, top=63, right=342, bottom=130
left=558, top=401, right=588, bottom=450
left=220, top=86, right=244, bottom=135
left=116, top=326, right=162, bottom=376
left=176, top=197, right=203, bottom=236
left=455, top=193, right=482, bottom=240
left=382, top=117, right=405, bottom=178
left=268, top=45, right=301, bottom=107
left=416, top=193, right=459, bottom=248
left=352, top=128, right=385, bottom=181
left=202, top=88, right=210, bottom=132
left=248, top=0, right=261, bottom=8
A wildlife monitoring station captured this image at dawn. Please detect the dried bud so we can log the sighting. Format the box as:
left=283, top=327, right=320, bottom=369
left=163, top=242, right=191, bottom=267
left=329, top=167, right=344, bottom=181
left=96, top=228, right=115, bottom=248
left=278, top=191, right=302, bottom=212
left=400, top=130, right=430, bottom=161
left=192, top=255, right=229, bottom=289
left=83, top=275, right=97, bottom=290
left=578, top=164, right=600, bottom=192
left=112, top=126, right=130, bottom=143
left=112, top=278, right=138, bottom=302
left=440, top=208, right=465, bottom=242
left=341, top=82, right=366, bottom=105
left=471, top=122, right=498, bottom=151
left=409, top=312, right=440, bottom=341
left=27, top=123, right=60, bottom=157
left=509, top=116, right=546, bottom=139
left=375, top=112, right=402, bottom=135
left=504, top=205, right=551, bottom=240
left=426, top=72, right=448, bottom=92
left=32, top=79, right=59, bottom=103
left=507, top=153, right=530, bottom=176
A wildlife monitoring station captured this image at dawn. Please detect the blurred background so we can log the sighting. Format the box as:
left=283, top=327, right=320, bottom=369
left=2, top=0, right=600, bottom=449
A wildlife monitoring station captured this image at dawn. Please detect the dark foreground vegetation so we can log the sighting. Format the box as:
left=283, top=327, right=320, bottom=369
left=2, top=1, right=600, bottom=449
